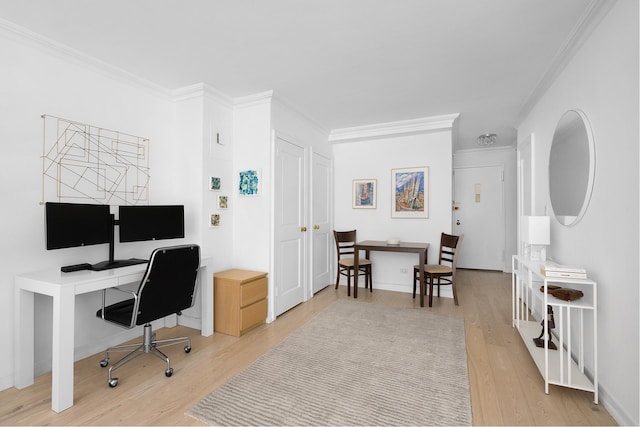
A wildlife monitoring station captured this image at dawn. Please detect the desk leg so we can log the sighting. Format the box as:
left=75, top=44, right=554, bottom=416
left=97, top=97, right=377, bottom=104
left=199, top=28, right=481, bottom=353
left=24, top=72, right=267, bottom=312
left=200, top=264, right=213, bottom=337
left=353, top=249, right=359, bottom=299
left=14, top=286, right=34, bottom=389
left=51, top=287, right=75, bottom=413
left=419, top=250, right=426, bottom=308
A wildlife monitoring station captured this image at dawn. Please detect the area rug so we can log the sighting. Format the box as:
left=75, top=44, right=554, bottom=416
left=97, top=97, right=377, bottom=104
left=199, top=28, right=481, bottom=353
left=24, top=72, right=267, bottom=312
left=187, top=300, right=472, bottom=426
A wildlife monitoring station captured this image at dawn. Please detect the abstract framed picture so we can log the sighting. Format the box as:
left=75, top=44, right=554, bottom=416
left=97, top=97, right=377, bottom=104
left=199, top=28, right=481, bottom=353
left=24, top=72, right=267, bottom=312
left=352, top=179, right=377, bottom=209
left=238, top=169, right=260, bottom=196
left=209, top=176, right=221, bottom=191
left=391, top=167, right=429, bottom=218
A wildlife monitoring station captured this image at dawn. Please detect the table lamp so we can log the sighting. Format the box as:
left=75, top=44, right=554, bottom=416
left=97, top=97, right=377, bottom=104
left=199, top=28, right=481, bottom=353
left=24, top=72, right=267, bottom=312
left=522, top=216, right=550, bottom=261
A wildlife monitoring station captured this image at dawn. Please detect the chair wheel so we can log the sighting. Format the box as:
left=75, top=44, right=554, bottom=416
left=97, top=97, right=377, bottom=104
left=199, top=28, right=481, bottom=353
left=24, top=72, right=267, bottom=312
left=165, top=368, right=173, bottom=377
left=184, top=345, right=191, bottom=353
left=100, top=359, right=108, bottom=367
left=108, top=378, right=118, bottom=388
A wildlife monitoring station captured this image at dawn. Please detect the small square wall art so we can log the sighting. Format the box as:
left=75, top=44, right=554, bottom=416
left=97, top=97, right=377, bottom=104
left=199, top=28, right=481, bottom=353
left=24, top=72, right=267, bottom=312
left=218, top=195, right=228, bottom=209
left=209, top=176, right=221, bottom=191
left=210, top=213, right=220, bottom=227
left=238, top=169, right=260, bottom=196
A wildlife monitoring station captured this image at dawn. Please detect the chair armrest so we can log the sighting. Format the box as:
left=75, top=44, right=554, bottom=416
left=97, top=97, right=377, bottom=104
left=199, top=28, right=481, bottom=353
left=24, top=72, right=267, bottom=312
left=99, top=286, right=139, bottom=320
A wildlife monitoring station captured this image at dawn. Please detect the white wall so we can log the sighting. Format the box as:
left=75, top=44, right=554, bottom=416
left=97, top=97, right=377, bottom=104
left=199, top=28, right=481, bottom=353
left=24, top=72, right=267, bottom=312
left=333, top=129, right=453, bottom=294
left=0, top=25, right=204, bottom=386
left=453, top=146, right=517, bottom=272
left=231, top=94, right=273, bottom=272
left=517, top=1, right=639, bottom=424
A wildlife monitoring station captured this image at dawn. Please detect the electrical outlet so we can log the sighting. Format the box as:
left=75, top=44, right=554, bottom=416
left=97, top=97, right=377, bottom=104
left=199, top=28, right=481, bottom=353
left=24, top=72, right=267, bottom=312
left=400, top=268, right=408, bottom=274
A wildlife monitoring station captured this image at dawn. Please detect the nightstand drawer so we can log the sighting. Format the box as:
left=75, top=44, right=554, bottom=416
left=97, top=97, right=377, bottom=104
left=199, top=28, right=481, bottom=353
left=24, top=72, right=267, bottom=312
left=240, top=299, right=267, bottom=333
left=240, top=277, right=267, bottom=307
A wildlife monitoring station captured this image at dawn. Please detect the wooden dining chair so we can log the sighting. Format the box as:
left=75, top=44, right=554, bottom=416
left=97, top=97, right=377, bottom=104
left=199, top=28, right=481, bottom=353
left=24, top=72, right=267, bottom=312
left=333, top=230, right=373, bottom=296
left=413, top=233, right=463, bottom=307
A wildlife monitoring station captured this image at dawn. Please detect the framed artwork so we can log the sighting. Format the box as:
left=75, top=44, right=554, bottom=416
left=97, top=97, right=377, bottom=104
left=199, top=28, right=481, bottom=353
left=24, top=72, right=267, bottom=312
left=218, top=195, right=228, bottom=209
left=209, top=176, right=221, bottom=191
left=209, top=213, right=220, bottom=227
left=238, top=169, right=260, bottom=196
left=391, top=167, right=429, bottom=218
left=352, top=179, right=377, bottom=209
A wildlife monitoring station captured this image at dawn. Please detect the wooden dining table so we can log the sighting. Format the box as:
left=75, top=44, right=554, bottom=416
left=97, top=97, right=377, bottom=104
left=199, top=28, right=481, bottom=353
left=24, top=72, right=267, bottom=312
left=353, top=240, right=430, bottom=307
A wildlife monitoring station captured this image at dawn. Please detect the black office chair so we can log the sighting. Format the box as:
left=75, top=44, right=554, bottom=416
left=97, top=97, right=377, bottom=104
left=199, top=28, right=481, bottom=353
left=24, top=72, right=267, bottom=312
left=96, top=244, right=200, bottom=387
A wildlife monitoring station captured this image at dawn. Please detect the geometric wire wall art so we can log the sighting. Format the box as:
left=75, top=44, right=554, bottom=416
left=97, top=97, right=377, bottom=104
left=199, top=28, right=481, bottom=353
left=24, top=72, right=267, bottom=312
left=41, top=114, right=150, bottom=205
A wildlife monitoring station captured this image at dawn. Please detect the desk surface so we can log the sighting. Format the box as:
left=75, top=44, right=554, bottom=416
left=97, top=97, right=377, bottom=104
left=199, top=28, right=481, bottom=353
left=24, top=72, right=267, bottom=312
left=356, top=240, right=429, bottom=252
left=17, top=262, right=148, bottom=287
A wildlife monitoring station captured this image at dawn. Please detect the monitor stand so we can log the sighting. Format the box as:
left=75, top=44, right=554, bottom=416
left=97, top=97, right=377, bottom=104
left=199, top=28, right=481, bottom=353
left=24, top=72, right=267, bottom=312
left=90, top=258, right=148, bottom=271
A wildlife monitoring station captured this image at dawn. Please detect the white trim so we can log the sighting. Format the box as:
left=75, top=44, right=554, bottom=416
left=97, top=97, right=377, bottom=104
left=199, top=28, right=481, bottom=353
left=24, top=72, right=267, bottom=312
left=328, top=113, right=459, bottom=143
left=234, top=90, right=274, bottom=109
left=0, top=17, right=172, bottom=101
left=172, top=83, right=233, bottom=107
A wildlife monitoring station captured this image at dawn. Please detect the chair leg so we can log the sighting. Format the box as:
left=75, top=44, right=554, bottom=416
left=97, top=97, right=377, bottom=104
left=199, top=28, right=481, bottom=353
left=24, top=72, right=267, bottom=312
left=347, top=268, right=351, bottom=296
left=452, top=279, right=459, bottom=305
left=428, top=274, right=434, bottom=307
left=335, top=268, right=341, bottom=289
left=412, top=269, right=417, bottom=298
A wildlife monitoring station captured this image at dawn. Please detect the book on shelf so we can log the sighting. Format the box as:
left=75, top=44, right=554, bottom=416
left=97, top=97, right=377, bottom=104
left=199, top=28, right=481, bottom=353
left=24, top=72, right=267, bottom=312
left=540, top=261, right=587, bottom=279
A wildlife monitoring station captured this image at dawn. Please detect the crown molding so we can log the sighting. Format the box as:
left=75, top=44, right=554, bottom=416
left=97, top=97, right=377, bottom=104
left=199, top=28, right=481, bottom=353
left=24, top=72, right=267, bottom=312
left=328, top=113, right=460, bottom=143
left=516, top=0, right=617, bottom=124
left=172, top=82, right=234, bottom=108
left=0, top=18, right=173, bottom=101
left=234, top=90, right=274, bottom=110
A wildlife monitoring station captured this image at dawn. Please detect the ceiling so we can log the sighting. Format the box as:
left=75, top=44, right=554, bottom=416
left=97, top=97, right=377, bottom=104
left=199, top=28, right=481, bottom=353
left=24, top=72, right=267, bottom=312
left=0, top=0, right=600, bottom=150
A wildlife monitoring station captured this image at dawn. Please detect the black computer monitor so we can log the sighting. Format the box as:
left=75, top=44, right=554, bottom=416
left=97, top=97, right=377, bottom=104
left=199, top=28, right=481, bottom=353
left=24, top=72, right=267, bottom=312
left=45, top=202, right=112, bottom=250
left=118, top=205, right=185, bottom=242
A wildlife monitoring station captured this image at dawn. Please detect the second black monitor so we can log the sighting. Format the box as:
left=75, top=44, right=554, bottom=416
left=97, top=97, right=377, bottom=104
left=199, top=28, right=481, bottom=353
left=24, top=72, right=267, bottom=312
left=118, top=205, right=184, bottom=242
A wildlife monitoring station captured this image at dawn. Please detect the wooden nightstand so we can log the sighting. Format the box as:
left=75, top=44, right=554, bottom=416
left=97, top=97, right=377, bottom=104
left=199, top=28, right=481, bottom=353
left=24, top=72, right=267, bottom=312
left=214, top=269, right=268, bottom=337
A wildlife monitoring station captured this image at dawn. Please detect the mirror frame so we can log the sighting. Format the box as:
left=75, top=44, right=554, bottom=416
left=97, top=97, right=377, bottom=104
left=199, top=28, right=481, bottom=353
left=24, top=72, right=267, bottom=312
left=548, top=109, right=596, bottom=227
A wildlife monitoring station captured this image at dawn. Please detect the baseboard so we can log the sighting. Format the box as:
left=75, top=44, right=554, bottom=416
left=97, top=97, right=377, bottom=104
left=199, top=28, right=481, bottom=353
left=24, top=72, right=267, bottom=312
left=597, top=384, right=637, bottom=426
left=0, top=373, right=14, bottom=392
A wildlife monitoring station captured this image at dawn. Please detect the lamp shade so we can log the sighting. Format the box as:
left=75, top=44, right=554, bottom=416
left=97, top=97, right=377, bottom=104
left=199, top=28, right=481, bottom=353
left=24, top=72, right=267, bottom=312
left=521, top=216, right=550, bottom=245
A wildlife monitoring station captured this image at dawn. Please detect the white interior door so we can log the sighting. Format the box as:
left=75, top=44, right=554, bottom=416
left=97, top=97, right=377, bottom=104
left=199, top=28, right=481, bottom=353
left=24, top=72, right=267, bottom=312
left=311, top=152, right=332, bottom=293
left=274, top=136, right=306, bottom=316
left=453, top=165, right=504, bottom=270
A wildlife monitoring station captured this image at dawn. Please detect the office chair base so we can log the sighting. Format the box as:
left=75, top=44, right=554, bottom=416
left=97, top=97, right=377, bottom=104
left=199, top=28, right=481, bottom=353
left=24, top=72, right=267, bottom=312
left=100, top=322, right=191, bottom=387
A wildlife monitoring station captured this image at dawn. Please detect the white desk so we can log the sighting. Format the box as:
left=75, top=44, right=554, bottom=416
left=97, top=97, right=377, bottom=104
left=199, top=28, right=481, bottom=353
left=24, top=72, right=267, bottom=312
left=14, top=256, right=213, bottom=413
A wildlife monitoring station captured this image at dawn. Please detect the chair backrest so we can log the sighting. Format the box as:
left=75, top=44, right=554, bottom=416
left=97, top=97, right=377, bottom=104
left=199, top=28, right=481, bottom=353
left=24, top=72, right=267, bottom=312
left=333, top=230, right=358, bottom=261
left=438, top=233, right=464, bottom=272
left=133, top=244, right=201, bottom=326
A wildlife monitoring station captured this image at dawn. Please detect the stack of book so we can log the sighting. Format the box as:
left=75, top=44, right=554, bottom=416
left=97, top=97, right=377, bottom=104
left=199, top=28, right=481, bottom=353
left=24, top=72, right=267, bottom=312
left=541, top=261, right=587, bottom=279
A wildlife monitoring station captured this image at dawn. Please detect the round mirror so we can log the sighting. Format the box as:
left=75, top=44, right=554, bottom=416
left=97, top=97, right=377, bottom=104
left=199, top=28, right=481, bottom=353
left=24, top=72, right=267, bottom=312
left=549, top=110, right=595, bottom=226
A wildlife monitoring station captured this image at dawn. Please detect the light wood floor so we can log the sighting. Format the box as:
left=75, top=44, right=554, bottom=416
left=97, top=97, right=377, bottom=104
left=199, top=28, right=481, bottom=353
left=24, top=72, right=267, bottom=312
left=0, top=269, right=617, bottom=426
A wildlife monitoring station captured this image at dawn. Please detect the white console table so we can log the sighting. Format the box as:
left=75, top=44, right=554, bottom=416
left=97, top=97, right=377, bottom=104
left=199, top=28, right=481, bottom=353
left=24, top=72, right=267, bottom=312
left=14, top=256, right=213, bottom=413
left=511, top=255, right=598, bottom=403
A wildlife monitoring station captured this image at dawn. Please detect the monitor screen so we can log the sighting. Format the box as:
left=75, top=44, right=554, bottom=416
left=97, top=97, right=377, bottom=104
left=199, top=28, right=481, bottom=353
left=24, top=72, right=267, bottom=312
left=45, top=202, right=112, bottom=250
left=118, top=205, right=185, bottom=242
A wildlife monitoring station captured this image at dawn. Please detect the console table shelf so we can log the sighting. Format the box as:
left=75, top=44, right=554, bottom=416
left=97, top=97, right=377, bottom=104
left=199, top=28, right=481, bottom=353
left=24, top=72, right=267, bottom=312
left=512, top=255, right=598, bottom=403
